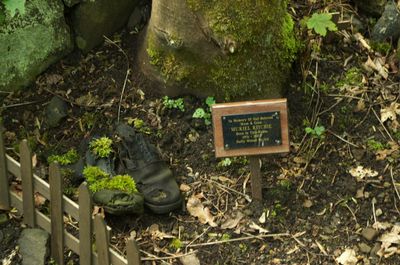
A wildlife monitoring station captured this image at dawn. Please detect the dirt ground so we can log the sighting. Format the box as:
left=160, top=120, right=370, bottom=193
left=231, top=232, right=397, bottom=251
left=2, top=1, right=400, bottom=265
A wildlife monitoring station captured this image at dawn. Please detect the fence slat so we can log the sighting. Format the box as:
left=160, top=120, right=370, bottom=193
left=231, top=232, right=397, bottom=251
left=20, top=140, right=36, bottom=226
left=127, top=238, right=141, bottom=265
left=79, top=183, right=93, bottom=265
left=50, top=163, right=64, bottom=265
left=94, top=215, right=110, bottom=265
left=0, top=123, right=10, bottom=210
left=6, top=154, right=80, bottom=220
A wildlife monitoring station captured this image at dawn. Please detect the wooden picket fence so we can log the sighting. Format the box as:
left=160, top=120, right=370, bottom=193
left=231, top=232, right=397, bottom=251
left=0, top=124, right=141, bottom=265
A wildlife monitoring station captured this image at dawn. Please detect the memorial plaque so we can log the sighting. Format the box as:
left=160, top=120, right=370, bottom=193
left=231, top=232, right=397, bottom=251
left=221, top=111, right=282, bottom=150
left=212, top=99, right=289, bottom=158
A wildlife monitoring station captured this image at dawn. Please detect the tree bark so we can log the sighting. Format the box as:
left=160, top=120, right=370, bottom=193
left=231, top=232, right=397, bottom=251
left=139, top=0, right=297, bottom=101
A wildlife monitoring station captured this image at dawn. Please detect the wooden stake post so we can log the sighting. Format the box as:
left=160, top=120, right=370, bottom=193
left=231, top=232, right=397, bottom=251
left=212, top=99, right=289, bottom=201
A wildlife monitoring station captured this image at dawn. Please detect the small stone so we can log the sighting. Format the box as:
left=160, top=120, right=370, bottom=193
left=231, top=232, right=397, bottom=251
left=375, top=208, right=383, bottom=217
left=370, top=242, right=382, bottom=257
left=19, top=228, right=50, bottom=265
left=358, top=243, right=372, bottom=253
left=45, top=96, right=68, bottom=128
left=243, top=209, right=253, bottom=216
left=303, top=199, right=313, bottom=208
left=323, top=226, right=335, bottom=234
left=361, top=227, right=379, bottom=241
left=383, top=182, right=391, bottom=188
left=0, top=213, right=8, bottom=225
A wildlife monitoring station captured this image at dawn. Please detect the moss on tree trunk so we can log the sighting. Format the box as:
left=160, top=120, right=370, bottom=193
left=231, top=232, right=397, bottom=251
left=139, top=0, right=298, bottom=101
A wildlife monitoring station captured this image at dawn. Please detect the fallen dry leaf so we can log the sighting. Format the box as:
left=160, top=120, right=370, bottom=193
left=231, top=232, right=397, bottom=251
left=249, top=222, right=269, bottom=234
left=373, top=221, right=392, bottom=230
left=336, top=248, right=358, bottom=265
left=381, top=102, right=400, bottom=123
left=377, top=225, right=400, bottom=258
left=259, top=212, right=266, bottom=224
left=187, top=196, right=217, bottom=227
left=349, top=166, right=378, bottom=181
left=179, top=183, right=191, bottom=192
left=180, top=252, right=200, bottom=265
left=221, top=211, right=244, bottom=229
left=148, top=224, right=174, bottom=240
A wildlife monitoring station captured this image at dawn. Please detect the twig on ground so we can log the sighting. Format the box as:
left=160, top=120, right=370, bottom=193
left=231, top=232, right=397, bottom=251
left=41, top=86, right=82, bottom=107
left=185, top=227, right=210, bottom=252
left=2, top=100, right=45, bottom=109
left=343, top=203, right=358, bottom=225
left=371, top=107, right=394, bottom=142
left=206, top=178, right=252, bottom=202
left=140, top=249, right=198, bottom=261
left=327, top=130, right=360, bottom=148
left=390, top=166, right=400, bottom=202
left=189, top=232, right=290, bottom=247
left=103, top=35, right=131, bottom=123
left=372, top=198, right=377, bottom=224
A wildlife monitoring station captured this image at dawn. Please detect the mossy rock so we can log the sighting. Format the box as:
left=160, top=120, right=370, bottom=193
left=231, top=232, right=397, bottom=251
left=71, top=0, right=138, bottom=52
left=140, top=0, right=298, bottom=101
left=0, top=0, right=73, bottom=92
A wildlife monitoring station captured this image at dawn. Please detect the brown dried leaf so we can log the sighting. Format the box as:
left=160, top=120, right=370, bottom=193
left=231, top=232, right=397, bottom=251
left=249, top=222, right=269, bottom=234
left=378, top=225, right=400, bottom=258
left=187, top=196, right=217, bottom=227
left=336, top=248, right=358, bottom=265
left=34, top=193, right=46, bottom=207
left=381, top=102, right=400, bottom=122
left=221, top=211, right=244, bottom=229
left=179, top=183, right=191, bottom=192
left=148, top=224, right=174, bottom=240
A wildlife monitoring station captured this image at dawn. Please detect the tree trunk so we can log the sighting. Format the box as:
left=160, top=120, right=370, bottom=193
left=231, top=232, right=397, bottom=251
left=138, top=0, right=297, bottom=101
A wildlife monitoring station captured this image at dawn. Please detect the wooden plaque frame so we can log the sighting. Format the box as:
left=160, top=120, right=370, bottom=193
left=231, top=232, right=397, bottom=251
left=212, top=99, right=289, bottom=158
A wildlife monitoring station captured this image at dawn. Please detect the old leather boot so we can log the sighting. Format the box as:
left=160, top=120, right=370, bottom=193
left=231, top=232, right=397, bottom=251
left=116, top=123, right=182, bottom=214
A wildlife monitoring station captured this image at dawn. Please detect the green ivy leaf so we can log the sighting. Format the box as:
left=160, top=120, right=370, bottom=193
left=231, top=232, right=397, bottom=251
left=192, top=108, right=206, bottom=118
left=314, top=126, right=326, bottom=136
left=305, top=127, right=314, bottom=134
left=205, top=96, right=216, bottom=108
left=3, top=0, right=26, bottom=18
left=306, top=13, right=337, bottom=36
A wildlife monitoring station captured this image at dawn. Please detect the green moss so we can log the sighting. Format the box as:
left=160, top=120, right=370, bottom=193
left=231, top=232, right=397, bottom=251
left=336, top=67, right=363, bottom=88
left=89, top=137, right=113, bottom=158
left=90, top=175, right=138, bottom=194
left=83, top=166, right=138, bottom=194
left=371, top=41, right=391, bottom=55
left=83, top=166, right=109, bottom=184
left=147, top=34, right=191, bottom=81
left=147, top=0, right=298, bottom=100
left=367, top=139, right=387, bottom=151
left=169, top=238, right=183, bottom=250
left=48, top=149, right=79, bottom=165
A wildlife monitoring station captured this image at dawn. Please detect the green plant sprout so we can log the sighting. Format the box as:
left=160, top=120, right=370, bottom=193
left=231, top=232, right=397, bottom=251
left=89, top=137, right=113, bottom=158
left=83, top=166, right=137, bottom=194
left=217, top=158, right=232, bottom=167
left=169, top=238, right=183, bottom=250
left=306, top=13, right=337, bottom=36
left=193, top=96, right=215, bottom=125
left=128, top=118, right=152, bottom=134
left=162, top=96, right=185, bottom=112
left=336, top=67, right=363, bottom=88
left=48, top=149, right=79, bottom=165
left=305, top=125, right=326, bottom=139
